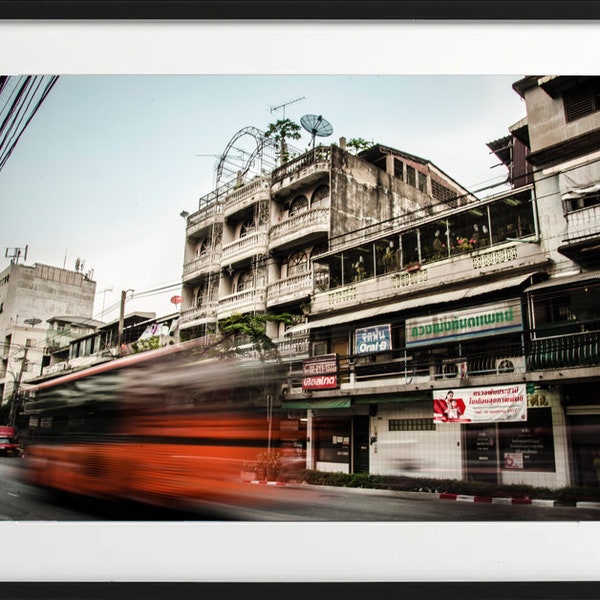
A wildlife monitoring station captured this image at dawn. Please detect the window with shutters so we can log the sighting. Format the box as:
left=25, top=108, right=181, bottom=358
left=564, top=82, right=600, bottom=122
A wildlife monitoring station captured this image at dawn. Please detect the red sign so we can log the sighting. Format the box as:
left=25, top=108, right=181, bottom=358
left=170, top=295, right=183, bottom=305
left=302, top=375, right=339, bottom=390
left=302, top=354, right=339, bottom=390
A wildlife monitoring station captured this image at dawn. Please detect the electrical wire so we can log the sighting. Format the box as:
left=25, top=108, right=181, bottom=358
left=0, top=75, right=59, bottom=172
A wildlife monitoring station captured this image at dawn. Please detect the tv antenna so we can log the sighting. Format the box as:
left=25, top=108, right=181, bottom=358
left=270, top=96, right=305, bottom=119
left=300, top=114, right=333, bottom=148
left=5, top=245, right=28, bottom=265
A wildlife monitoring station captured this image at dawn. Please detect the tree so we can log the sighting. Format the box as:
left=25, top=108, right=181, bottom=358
left=264, top=118, right=302, bottom=165
left=218, top=312, right=297, bottom=360
left=346, top=137, right=373, bottom=155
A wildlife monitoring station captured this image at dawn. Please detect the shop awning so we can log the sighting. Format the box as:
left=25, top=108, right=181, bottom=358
left=287, top=271, right=541, bottom=334
left=282, top=398, right=351, bottom=409
left=525, top=270, right=600, bottom=293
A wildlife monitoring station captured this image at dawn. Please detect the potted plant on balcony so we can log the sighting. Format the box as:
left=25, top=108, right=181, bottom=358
left=456, top=236, right=476, bottom=252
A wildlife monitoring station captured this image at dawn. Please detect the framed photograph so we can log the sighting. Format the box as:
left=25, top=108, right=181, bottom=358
left=0, top=3, right=599, bottom=598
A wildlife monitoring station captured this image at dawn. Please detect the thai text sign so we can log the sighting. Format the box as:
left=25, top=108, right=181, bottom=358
left=433, top=384, right=528, bottom=424
left=354, top=324, right=392, bottom=354
left=406, top=299, right=522, bottom=347
left=302, top=354, right=339, bottom=390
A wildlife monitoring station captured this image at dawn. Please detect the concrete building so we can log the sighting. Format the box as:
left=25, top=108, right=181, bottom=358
left=31, top=311, right=181, bottom=384
left=0, top=262, right=97, bottom=411
left=180, top=76, right=600, bottom=489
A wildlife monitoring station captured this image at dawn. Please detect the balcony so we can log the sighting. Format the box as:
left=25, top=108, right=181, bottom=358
left=186, top=203, right=223, bottom=239
left=269, top=207, right=330, bottom=252
left=266, top=271, right=313, bottom=308
left=217, top=288, right=267, bottom=319
left=528, top=330, right=600, bottom=371
left=271, top=146, right=331, bottom=194
left=223, top=178, right=270, bottom=219
left=221, top=230, right=269, bottom=266
left=179, top=302, right=218, bottom=326
left=274, top=334, right=310, bottom=359
left=182, top=249, right=222, bottom=282
left=310, top=241, right=547, bottom=315
left=284, top=330, right=600, bottom=398
left=559, top=204, right=600, bottom=268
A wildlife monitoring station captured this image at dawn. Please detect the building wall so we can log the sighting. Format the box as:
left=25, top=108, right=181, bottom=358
left=0, top=263, right=96, bottom=330
left=329, top=146, right=433, bottom=241
left=524, top=83, right=600, bottom=153
left=370, top=402, right=463, bottom=480
left=0, top=263, right=97, bottom=403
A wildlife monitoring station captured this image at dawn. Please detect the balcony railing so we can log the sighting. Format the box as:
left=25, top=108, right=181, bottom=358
left=221, top=230, right=269, bottom=265
left=179, top=302, right=218, bottom=324
left=286, top=331, right=600, bottom=391
left=182, top=249, right=222, bottom=280
left=267, top=271, right=313, bottom=306
left=275, top=335, right=311, bottom=359
left=269, top=207, right=330, bottom=248
left=528, top=330, right=600, bottom=370
left=223, top=178, right=270, bottom=217
left=565, top=204, right=600, bottom=242
left=217, top=287, right=267, bottom=318
left=186, top=203, right=223, bottom=238
left=271, top=146, right=331, bottom=186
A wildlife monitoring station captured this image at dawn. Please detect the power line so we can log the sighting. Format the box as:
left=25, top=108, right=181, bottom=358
left=0, top=75, right=59, bottom=172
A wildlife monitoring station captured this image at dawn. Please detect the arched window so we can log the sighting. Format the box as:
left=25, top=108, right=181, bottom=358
left=236, top=270, right=254, bottom=292
left=311, top=185, right=330, bottom=208
left=196, top=237, right=210, bottom=257
left=240, top=217, right=257, bottom=238
left=289, top=194, right=309, bottom=216
left=287, top=250, right=309, bottom=276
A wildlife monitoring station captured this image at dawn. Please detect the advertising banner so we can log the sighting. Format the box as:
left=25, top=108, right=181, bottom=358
left=302, top=354, right=339, bottom=391
left=406, top=299, right=523, bottom=347
left=433, top=384, right=528, bottom=424
left=354, top=324, right=392, bottom=354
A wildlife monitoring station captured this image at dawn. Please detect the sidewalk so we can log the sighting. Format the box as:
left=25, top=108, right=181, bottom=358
left=268, top=480, right=600, bottom=510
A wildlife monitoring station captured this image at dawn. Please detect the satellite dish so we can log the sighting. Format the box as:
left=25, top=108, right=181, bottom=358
left=300, top=114, right=333, bottom=148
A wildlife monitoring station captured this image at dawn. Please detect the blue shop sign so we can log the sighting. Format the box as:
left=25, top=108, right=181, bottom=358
left=354, top=324, right=392, bottom=354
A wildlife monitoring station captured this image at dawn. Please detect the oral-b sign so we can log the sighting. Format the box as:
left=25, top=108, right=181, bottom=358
left=354, top=324, right=392, bottom=354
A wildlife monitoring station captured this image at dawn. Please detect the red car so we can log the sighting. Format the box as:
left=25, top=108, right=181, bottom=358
left=0, top=426, right=20, bottom=456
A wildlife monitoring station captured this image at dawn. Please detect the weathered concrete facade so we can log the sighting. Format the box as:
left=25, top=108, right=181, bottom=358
left=0, top=262, right=96, bottom=405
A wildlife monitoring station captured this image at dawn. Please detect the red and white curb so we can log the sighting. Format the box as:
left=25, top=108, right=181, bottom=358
left=247, top=480, right=287, bottom=486
left=439, top=492, right=600, bottom=508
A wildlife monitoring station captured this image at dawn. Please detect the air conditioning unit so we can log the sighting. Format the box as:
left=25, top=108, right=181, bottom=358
left=442, top=359, right=468, bottom=379
left=495, top=356, right=526, bottom=374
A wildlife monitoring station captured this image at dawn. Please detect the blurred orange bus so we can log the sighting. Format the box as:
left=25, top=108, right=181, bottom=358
left=20, top=340, right=287, bottom=512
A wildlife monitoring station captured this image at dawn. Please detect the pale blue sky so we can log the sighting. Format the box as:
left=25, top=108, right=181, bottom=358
left=0, top=73, right=526, bottom=320
left=0, top=21, right=594, bottom=324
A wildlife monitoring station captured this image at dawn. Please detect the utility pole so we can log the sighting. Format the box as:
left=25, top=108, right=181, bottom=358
left=9, top=346, right=28, bottom=427
left=117, top=289, right=132, bottom=353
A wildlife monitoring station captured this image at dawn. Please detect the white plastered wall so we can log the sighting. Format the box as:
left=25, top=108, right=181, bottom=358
left=370, top=401, right=463, bottom=480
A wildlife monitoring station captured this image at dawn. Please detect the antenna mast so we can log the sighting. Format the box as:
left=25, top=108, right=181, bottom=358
left=4, top=245, right=28, bottom=265
left=270, top=96, right=305, bottom=119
